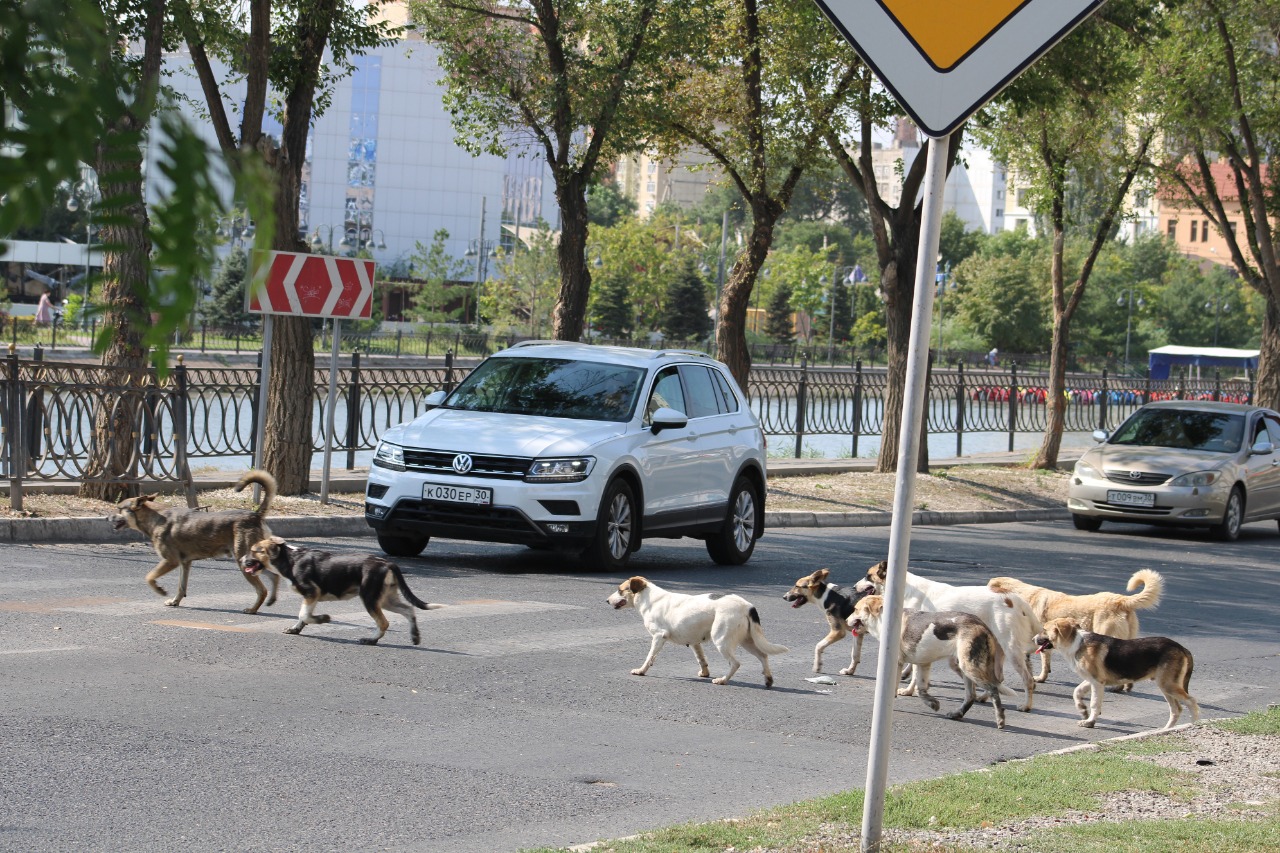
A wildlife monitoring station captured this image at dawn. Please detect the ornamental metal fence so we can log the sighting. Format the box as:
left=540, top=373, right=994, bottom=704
left=0, top=344, right=1255, bottom=507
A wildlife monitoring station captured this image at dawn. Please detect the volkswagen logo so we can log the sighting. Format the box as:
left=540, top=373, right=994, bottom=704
left=1128, top=470, right=1142, bottom=481
left=451, top=453, right=474, bottom=474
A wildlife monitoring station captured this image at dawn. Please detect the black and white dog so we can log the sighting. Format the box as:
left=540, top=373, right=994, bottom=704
left=783, top=568, right=869, bottom=675
left=241, top=536, right=437, bottom=645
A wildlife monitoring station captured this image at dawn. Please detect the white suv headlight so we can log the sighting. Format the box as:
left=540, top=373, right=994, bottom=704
left=1171, top=471, right=1218, bottom=487
left=373, top=440, right=406, bottom=471
left=526, top=458, right=595, bottom=482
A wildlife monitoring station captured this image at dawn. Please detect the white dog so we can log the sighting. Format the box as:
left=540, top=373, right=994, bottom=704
left=855, top=560, right=1041, bottom=711
left=607, top=576, right=788, bottom=687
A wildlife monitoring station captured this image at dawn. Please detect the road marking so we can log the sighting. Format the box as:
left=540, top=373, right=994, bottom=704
left=0, top=596, right=129, bottom=614
left=0, top=646, right=85, bottom=655
left=445, top=625, right=637, bottom=657
left=151, top=619, right=261, bottom=633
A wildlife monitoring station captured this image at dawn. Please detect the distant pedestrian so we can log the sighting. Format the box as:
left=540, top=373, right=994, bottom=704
left=986, top=347, right=999, bottom=367
left=34, top=290, right=54, bottom=326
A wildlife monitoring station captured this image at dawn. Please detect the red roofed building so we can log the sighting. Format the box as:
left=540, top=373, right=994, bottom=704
left=1156, top=159, right=1264, bottom=266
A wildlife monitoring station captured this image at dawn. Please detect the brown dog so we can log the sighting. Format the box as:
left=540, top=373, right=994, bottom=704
left=1033, top=617, right=1200, bottom=730
left=783, top=568, right=868, bottom=676
left=989, top=569, right=1162, bottom=687
left=112, top=471, right=278, bottom=613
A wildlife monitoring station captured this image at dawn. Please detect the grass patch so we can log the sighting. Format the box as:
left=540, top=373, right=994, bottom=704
left=1212, top=707, right=1280, bottom=736
left=528, top=750, right=1190, bottom=852
left=1023, top=813, right=1280, bottom=853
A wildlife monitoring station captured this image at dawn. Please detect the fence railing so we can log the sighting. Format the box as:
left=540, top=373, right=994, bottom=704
left=0, top=345, right=1255, bottom=506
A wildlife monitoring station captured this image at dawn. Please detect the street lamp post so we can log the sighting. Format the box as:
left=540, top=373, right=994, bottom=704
left=359, top=228, right=387, bottom=253
left=1205, top=292, right=1232, bottom=347
left=310, top=224, right=346, bottom=254
left=822, top=263, right=860, bottom=365
left=1118, top=287, right=1144, bottom=374
left=66, top=173, right=99, bottom=331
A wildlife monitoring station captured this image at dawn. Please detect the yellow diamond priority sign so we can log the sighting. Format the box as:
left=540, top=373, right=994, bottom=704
left=815, top=0, right=1108, bottom=137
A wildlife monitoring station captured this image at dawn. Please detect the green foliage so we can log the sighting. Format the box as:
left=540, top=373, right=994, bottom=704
left=591, top=268, right=634, bottom=338
left=407, top=229, right=472, bottom=323
left=763, top=244, right=834, bottom=341
left=953, top=250, right=1049, bottom=352
left=203, top=247, right=255, bottom=329
left=478, top=227, right=559, bottom=336
left=588, top=212, right=702, bottom=332
left=1212, top=705, right=1280, bottom=736
left=587, top=179, right=637, bottom=228
left=765, top=285, right=795, bottom=345
left=938, top=210, right=985, bottom=270
left=659, top=255, right=712, bottom=341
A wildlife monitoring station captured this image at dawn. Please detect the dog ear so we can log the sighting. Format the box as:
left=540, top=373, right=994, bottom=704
left=141, top=494, right=160, bottom=504
left=812, top=568, right=829, bottom=584
left=269, top=535, right=286, bottom=546
left=868, top=560, right=888, bottom=583
left=867, top=596, right=884, bottom=617
left=626, top=576, right=647, bottom=594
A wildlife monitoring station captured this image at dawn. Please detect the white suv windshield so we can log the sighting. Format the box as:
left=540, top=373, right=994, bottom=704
left=444, top=357, right=645, bottom=421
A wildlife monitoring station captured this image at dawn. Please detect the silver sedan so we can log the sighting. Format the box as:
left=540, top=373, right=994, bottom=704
left=1067, top=399, right=1280, bottom=540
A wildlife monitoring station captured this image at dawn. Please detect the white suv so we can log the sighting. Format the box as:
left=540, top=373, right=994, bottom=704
left=364, top=341, right=767, bottom=570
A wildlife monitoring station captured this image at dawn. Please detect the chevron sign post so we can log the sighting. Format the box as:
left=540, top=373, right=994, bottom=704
left=245, top=250, right=377, bottom=502
left=246, top=250, right=375, bottom=319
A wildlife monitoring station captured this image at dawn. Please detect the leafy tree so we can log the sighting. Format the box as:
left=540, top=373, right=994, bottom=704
left=973, top=0, right=1158, bottom=469
left=203, top=248, right=256, bottom=329
left=591, top=269, right=633, bottom=338
left=479, top=228, right=559, bottom=337
left=408, top=229, right=471, bottom=322
left=938, top=210, right=985, bottom=270
left=647, top=0, right=861, bottom=391
left=175, top=0, right=396, bottom=493
left=765, top=285, right=795, bottom=345
left=411, top=0, right=696, bottom=343
left=952, top=252, right=1049, bottom=353
left=587, top=212, right=700, bottom=332
left=660, top=256, right=712, bottom=341
left=1148, top=0, right=1280, bottom=408
left=587, top=179, right=637, bottom=228
left=763, top=244, right=833, bottom=344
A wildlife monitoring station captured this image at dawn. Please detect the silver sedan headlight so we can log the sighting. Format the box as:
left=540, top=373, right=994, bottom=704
left=1073, top=460, right=1101, bottom=480
left=1170, top=471, right=1219, bottom=487
left=526, top=457, right=595, bottom=482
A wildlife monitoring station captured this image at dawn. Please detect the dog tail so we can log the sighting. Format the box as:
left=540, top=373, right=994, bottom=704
left=1123, top=569, right=1163, bottom=612
left=747, top=607, right=789, bottom=655
left=233, top=470, right=278, bottom=517
left=390, top=564, right=433, bottom=611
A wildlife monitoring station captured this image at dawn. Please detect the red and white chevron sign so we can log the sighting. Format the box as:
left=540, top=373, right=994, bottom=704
left=246, top=250, right=375, bottom=319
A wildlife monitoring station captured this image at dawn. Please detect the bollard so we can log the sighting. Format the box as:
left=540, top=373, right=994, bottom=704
left=955, top=360, right=966, bottom=457
left=444, top=349, right=455, bottom=392
left=851, top=360, right=863, bottom=458
left=345, top=350, right=361, bottom=470
left=1007, top=362, right=1018, bottom=452
left=1098, top=368, right=1109, bottom=432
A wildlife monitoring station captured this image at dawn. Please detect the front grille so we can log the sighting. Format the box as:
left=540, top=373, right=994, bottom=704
left=390, top=498, right=536, bottom=533
left=1104, top=470, right=1170, bottom=486
left=402, top=449, right=532, bottom=480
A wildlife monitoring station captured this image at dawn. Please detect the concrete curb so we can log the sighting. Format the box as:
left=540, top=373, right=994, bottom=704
left=0, top=507, right=1071, bottom=545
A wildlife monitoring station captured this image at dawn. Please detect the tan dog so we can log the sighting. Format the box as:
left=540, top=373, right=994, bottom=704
left=988, top=569, right=1163, bottom=687
left=849, top=596, right=1006, bottom=728
left=111, top=471, right=278, bottom=613
left=782, top=568, right=868, bottom=676
left=608, top=576, right=788, bottom=687
left=1034, top=617, right=1200, bottom=730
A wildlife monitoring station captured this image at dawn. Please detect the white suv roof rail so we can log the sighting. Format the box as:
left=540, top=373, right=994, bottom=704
left=652, top=349, right=712, bottom=360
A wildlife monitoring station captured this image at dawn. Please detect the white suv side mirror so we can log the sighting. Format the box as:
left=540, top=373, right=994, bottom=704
left=1092, top=429, right=1108, bottom=443
left=424, top=390, right=447, bottom=410
left=650, top=407, right=688, bottom=434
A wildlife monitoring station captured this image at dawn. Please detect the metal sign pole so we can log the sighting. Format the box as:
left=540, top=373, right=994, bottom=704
left=251, top=314, right=274, bottom=505
left=320, top=319, right=342, bottom=504
left=860, top=132, right=950, bottom=853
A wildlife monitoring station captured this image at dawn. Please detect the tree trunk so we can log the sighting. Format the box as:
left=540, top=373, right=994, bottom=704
left=719, top=217, right=774, bottom=394
left=1256, top=296, right=1280, bottom=410
left=1033, top=309, right=1071, bottom=470
left=553, top=174, right=590, bottom=342
left=78, top=151, right=150, bottom=501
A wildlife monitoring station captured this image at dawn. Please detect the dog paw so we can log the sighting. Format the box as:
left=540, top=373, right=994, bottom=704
left=946, top=710, right=962, bottom=720
left=315, top=614, right=331, bottom=624
left=242, top=606, right=260, bottom=614
left=284, top=626, right=303, bottom=635
left=896, top=687, right=916, bottom=697
left=359, top=637, right=379, bottom=645
left=164, top=598, right=182, bottom=607
left=926, top=700, right=940, bottom=712
left=1078, top=719, right=1096, bottom=728
left=411, top=634, right=421, bottom=646
left=764, top=677, right=774, bottom=688
left=838, top=667, right=856, bottom=676
left=711, top=676, right=728, bottom=685
left=265, top=595, right=277, bottom=607
left=696, top=670, right=710, bottom=678
left=630, top=669, right=647, bottom=676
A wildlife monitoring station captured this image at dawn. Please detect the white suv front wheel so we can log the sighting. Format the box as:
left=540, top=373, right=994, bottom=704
left=706, top=475, right=760, bottom=565
left=582, top=479, right=636, bottom=571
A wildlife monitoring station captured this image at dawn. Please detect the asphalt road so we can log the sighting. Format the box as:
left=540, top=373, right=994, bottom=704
left=3, top=519, right=1279, bottom=852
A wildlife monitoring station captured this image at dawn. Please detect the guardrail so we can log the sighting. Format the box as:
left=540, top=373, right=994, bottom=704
left=0, top=345, right=1253, bottom=507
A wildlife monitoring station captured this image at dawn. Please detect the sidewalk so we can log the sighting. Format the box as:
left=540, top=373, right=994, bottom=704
left=0, top=450, right=1080, bottom=545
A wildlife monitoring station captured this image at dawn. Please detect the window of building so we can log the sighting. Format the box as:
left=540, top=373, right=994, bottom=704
left=1229, top=222, right=1238, bottom=236
left=1016, top=188, right=1029, bottom=207
left=646, top=181, right=655, bottom=193
left=1190, top=221, right=1198, bottom=241
left=1167, top=219, right=1177, bottom=239
left=1202, top=220, right=1210, bottom=242
left=995, top=208, right=1002, bottom=218
left=647, top=162, right=657, bottom=174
